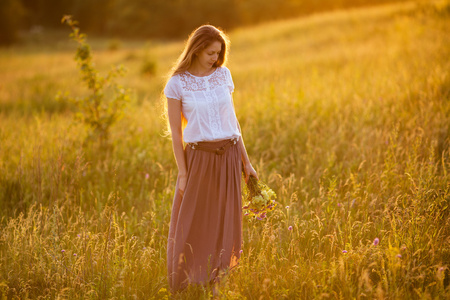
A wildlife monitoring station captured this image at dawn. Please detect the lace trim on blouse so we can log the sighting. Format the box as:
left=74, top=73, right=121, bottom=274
left=178, top=68, right=227, bottom=92
left=164, top=66, right=239, bottom=143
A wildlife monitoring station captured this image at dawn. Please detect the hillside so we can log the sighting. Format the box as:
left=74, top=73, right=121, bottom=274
left=0, top=1, right=449, bottom=299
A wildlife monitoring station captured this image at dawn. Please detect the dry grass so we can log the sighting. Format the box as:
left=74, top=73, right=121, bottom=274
left=0, top=1, right=449, bottom=299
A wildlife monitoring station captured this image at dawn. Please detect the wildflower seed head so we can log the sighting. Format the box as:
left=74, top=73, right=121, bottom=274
left=288, top=226, right=293, bottom=231
left=373, top=237, right=380, bottom=246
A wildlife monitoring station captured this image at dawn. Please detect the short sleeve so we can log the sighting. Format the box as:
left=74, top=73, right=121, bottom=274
left=225, top=67, right=235, bottom=94
left=164, top=76, right=181, bottom=100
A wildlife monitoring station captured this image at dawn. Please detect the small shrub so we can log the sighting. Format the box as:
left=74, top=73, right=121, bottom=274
left=107, top=38, right=121, bottom=51
left=58, top=15, right=131, bottom=149
left=141, top=58, right=157, bottom=76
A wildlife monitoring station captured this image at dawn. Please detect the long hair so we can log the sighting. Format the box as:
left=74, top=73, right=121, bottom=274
left=170, top=24, right=230, bottom=77
left=162, top=25, right=231, bottom=137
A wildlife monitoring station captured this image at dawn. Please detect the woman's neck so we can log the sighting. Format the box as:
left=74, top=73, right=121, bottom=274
left=188, top=61, right=215, bottom=77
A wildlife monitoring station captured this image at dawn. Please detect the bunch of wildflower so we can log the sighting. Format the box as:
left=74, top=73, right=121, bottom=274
left=242, top=176, right=277, bottom=220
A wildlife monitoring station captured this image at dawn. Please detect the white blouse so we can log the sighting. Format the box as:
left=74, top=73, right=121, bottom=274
left=164, top=66, right=241, bottom=143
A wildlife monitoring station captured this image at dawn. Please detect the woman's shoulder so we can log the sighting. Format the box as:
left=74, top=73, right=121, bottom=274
left=166, top=74, right=181, bottom=86
left=164, top=75, right=182, bottom=100
left=216, top=66, right=233, bottom=81
left=218, top=65, right=231, bottom=73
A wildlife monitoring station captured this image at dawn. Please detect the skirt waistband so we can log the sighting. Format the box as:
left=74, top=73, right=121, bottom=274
left=187, top=138, right=239, bottom=155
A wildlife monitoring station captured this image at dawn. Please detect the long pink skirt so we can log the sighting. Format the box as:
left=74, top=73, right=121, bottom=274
left=167, top=139, right=242, bottom=292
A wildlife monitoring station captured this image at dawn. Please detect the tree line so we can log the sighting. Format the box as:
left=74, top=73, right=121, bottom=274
left=1, top=0, right=400, bottom=45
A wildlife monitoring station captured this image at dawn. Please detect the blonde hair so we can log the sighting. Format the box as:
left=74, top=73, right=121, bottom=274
left=162, top=24, right=231, bottom=136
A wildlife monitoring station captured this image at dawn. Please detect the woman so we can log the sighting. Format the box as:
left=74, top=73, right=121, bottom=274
left=163, top=24, right=258, bottom=292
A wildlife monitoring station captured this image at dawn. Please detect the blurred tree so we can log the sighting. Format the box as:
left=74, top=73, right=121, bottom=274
left=71, top=0, right=115, bottom=34
left=0, top=0, right=27, bottom=45
left=22, top=0, right=76, bottom=28
left=1, top=0, right=403, bottom=45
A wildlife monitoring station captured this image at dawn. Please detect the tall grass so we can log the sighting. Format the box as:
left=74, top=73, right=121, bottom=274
left=0, top=1, right=449, bottom=299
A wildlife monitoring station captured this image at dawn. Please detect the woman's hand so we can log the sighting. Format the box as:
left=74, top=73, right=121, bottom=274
left=177, top=173, right=187, bottom=197
left=243, top=162, right=258, bottom=184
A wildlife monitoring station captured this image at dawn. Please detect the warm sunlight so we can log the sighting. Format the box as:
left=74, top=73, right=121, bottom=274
left=1, top=0, right=449, bottom=299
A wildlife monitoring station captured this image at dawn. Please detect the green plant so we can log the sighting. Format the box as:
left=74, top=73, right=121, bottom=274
left=58, top=15, right=130, bottom=148
left=107, top=38, right=121, bottom=51
left=141, top=58, right=157, bottom=76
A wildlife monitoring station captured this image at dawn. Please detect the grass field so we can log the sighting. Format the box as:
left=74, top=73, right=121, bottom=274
left=0, top=1, right=449, bottom=299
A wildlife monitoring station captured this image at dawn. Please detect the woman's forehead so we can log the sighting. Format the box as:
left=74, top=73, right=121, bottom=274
left=205, top=40, right=222, bottom=51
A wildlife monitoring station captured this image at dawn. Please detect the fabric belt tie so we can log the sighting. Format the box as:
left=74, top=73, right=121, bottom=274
left=188, top=138, right=238, bottom=155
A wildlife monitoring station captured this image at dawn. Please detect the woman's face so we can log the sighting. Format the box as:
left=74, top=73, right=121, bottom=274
left=195, top=40, right=222, bottom=70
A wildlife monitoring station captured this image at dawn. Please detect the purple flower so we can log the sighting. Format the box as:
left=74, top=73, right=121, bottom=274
left=337, top=203, right=342, bottom=207
left=61, top=249, right=65, bottom=253
left=77, top=234, right=81, bottom=238
left=288, top=226, right=293, bottom=231
left=243, top=205, right=249, bottom=209
left=396, top=254, right=402, bottom=258
left=260, top=213, right=266, bottom=218
left=145, top=173, right=149, bottom=179
left=73, top=253, right=77, bottom=257
left=373, top=237, right=380, bottom=246
left=239, top=250, right=243, bottom=254
left=286, top=206, right=289, bottom=209
left=244, top=213, right=249, bottom=216
left=342, top=250, right=348, bottom=253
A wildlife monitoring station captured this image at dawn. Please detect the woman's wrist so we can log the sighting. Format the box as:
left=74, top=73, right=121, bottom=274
left=243, top=160, right=252, bottom=168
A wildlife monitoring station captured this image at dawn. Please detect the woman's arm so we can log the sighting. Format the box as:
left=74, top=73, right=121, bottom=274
left=236, top=120, right=258, bottom=183
left=167, top=98, right=188, bottom=194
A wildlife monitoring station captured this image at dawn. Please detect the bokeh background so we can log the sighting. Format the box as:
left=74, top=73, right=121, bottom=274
left=0, top=0, right=449, bottom=299
left=2, top=0, right=402, bottom=44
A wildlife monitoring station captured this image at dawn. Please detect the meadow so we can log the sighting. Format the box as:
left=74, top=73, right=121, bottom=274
left=0, top=1, right=449, bottom=299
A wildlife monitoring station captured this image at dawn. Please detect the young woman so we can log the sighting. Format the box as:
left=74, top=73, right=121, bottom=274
left=163, top=24, right=258, bottom=292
